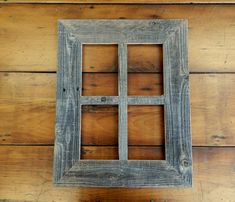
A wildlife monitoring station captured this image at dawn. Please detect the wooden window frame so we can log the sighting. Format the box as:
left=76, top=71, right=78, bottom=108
left=54, top=20, right=192, bottom=187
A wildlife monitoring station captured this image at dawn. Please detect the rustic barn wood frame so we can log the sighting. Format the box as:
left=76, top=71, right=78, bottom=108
left=54, top=20, right=192, bottom=187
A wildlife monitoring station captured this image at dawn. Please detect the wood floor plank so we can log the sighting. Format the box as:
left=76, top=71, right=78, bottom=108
left=1, top=0, right=234, bottom=4
left=0, top=73, right=235, bottom=146
left=80, top=146, right=165, bottom=160
left=0, top=5, right=235, bottom=72
left=0, top=146, right=234, bottom=201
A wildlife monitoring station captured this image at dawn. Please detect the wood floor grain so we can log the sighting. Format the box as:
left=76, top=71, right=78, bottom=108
left=0, top=146, right=234, bottom=201
left=0, top=5, right=235, bottom=72
left=0, top=73, right=235, bottom=146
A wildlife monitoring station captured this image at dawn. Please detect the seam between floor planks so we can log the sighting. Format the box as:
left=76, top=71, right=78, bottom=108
left=1, top=145, right=235, bottom=148
left=1, top=1, right=235, bottom=4
left=2, top=71, right=235, bottom=74
left=1, top=72, right=235, bottom=146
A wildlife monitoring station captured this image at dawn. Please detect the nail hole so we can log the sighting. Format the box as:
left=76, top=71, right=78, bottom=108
left=149, top=21, right=157, bottom=26
left=101, top=97, right=106, bottom=102
left=182, top=159, right=190, bottom=167
left=63, top=88, right=66, bottom=92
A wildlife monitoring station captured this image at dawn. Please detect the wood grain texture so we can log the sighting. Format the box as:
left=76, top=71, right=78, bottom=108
left=118, top=43, right=128, bottom=160
left=0, top=0, right=234, bottom=3
left=0, top=73, right=56, bottom=144
left=163, top=21, right=191, bottom=181
left=54, top=19, right=191, bottom=187
left=0, top=1, right=233, bottom=200
left=55, top=22, right=82, bottom=182
left=0, top=5, right=235, bottom=72
left=81, top=146, right=165, bottom=160
left=0, top=146, right=234, bottom=201
left=83, top=44, right=119, bottom=73
left=81, top=44, right=163, bottom=73
left=1, top=73, right=235, bottom=146
left=83, top=73, right=163, bottom=96
left=81, top=105, right=164, bottom=146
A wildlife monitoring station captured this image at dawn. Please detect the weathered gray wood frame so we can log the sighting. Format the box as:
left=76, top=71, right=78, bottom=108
left=54, top=20, right=192, bottom=187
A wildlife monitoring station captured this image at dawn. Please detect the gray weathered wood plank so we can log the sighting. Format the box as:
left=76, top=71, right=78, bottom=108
left=54, top=22, right=82, bottom=182
left=118, top=43, right=128, bottom=160
left=59, top=161, right=187, bottom=187
left=128, top=96, right=165, bottom=105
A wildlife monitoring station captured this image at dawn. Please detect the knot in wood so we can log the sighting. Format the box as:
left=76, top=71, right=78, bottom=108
left=181, top=159, right=190, bottom=167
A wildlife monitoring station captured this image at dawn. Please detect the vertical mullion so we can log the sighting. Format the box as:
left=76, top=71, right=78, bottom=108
left=118, top=43, right=128, bottom=160
left=77, top=42, right=82, bottom=160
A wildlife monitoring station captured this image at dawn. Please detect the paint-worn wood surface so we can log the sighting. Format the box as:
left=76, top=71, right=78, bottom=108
left=0, top=5, right=235, bottom=72
left=54, top=20, right=192, bottom=187
left=0, top=0, right=235, bottom=201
